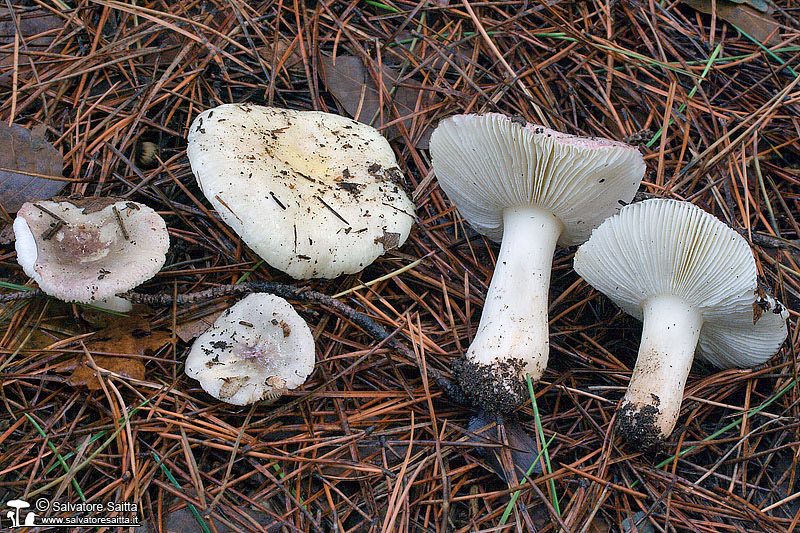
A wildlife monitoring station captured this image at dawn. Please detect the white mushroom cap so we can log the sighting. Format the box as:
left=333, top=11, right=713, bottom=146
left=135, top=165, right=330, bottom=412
left=185, top=293, right=315, bottom=405
left=13, top=197, right=169, bottom=311
left=573, top=198, right=789, bottom=368
left=429, top=113, right=645, bottom=246
left=186, top=104, right=416, bottom=279
left=574, top=199, right=788, bottom=446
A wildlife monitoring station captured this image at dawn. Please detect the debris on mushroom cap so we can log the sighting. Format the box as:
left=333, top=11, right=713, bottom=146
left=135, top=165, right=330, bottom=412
left=186, top=103, right=416, bottom=279
left=185, top=293, right=315, bottom=405
left=574, top=198, right=789, bottom=367
left=429, top=113, right=645, bottom=246
left=13, top=197, right=169, bottom=311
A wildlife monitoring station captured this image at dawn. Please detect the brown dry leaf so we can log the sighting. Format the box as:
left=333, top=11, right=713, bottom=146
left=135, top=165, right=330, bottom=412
left=260, top=37, right=304, bottom=72
left=467, top=413, right=542, bottom=482
left=174, top=309, right=224, bottom=343
left=0, top=8, right=61, bottom=46
left=321, top=55, right=439, bottom=148
left=0, top=221, right=14, bottom=244
left=141, top=506, right=277, bottom=533
left=143, top=32, right=183, bottom=65
left=88, top=318, right=171, bottom=357
left=727, top=0, right=771, bottom=12
left=0, top=123, right=65, bottom=213
left=0, top=8, right=63, bottom=86
left=68, top=355, right=146, bottom=390
left=62, top=317, right=169, bottom=390
left=589, top=518, right=612, bottom=533
left=684, top=0, right=780, bottom=45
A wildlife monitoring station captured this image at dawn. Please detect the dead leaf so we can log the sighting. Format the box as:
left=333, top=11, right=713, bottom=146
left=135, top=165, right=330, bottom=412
left=0, top=222, right=14, bottom=244
left=140, top=506, right=278, bottom=533
left=589, top=517, right=612, bottom=533
left=67, top=355, right=146, bottom=390
left=467, top=413, right=542, bottom=482
left=259, top=37, right=304, bottom=72
left=622, top=512, right=654, bottom=533
left=87, top=317, right=171, bottom=357
left=142, top=32, right=183, bottom=65
left=174, top=309, right=224, bottom=343
left=684, top=0, right=780, bottom=45
left=0, top=123, right=65, bottom=213
left=59, top=317, right=169, bottom=390
left=727, top=0, right=771, bottom=13
left=0, top=8, right=62, bottom=46
left=0, top=8, right=63, bottom=86
left=321, top=55, right=439, bottom=149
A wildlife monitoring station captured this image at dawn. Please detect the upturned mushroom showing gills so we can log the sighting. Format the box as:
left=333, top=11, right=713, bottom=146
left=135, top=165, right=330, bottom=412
left=429, top=114, right=645, bottom=411
left=13, top=196, right=169, bottom=312
left=574, top=199, right=789, bottom=447
left=185, top=293, right=315, bottom=405
left=186, top=104, right=416, bottom=280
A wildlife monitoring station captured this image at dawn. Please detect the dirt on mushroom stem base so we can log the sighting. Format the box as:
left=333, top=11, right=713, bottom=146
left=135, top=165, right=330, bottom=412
left=616, top=400, right=664, bottom=449
left=450, top=356, right=529, bottom=412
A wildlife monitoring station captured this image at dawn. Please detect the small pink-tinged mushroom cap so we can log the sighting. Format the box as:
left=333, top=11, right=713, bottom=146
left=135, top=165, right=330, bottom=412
left=185, top=293, right=315, bottom=405
left=14, top=197, right=169, bottom=310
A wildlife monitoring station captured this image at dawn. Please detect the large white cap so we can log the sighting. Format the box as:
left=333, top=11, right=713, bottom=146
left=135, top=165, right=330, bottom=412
left=574, top=199, right=789, bottom=368
left=186, top=104, right=416, bottom=279
left=185, top=293, right=315, bottom=405
left=14, top=197, right=169, bottom=311
left=429, top=113, right=645, bottom=246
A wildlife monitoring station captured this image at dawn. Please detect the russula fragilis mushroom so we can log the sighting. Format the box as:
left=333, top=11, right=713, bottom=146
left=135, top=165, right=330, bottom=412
left=185, top=293, right=315, bottom=405
left=573, top=199, right=789, bottom=447
left=186, top=104, right=416, bottom=279
left=429, top=113, right=645, bottom=411
left=13, top=196, right=169, bottom=312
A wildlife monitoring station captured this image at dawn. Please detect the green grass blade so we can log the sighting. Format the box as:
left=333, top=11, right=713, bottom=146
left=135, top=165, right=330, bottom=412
left=499, top=433, right=557, bottom=525
left=25, top=414, right=86, bottom=501
left=732, top=24, right=798, bottom=78
left=528, top=376, right=560, bottom=516
left=28, top=397, right=151, bottom=498
left=646, top=43, right=722, bottom=148
left=656, top=377, right=797, bottom=470
left=152, top=451, right=212, bottom=533
left=0, top=281, right=34, bottom=291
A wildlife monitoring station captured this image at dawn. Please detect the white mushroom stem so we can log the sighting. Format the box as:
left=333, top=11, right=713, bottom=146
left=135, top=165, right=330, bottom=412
left=467, top=206, right=564, bottom=381
left=620, top=295, right=704, bottom=440
left=90, top=296, right=133, bottom=313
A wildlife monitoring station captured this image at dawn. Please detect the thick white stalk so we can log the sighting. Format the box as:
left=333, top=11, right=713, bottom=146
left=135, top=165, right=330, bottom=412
left=618, top=294, right=704, bottom=446
left=92, top=295, right=133, bottom=313
left=454, top=206, right=563, bottom=410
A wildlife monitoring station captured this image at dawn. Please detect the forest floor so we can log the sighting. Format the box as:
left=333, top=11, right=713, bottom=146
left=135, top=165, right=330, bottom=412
left=1, top=1, right=799, bottom=532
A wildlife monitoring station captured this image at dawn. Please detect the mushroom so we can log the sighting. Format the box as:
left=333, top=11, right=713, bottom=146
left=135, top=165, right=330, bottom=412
left=186, top=104, right=416, bottom=279
left=13, top=196, right=169, bottom=312
left=573, top=198, right=789, bottom=446
left=429, top=113, right=645, bottom=411
left=185, top=293, right=315, bottom=405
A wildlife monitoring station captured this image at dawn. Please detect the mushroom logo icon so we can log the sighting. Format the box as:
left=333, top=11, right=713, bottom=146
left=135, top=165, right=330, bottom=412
left=5, top=499, right=35, bottom=528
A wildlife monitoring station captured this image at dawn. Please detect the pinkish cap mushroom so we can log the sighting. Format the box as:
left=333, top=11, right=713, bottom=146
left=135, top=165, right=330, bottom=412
left=13, top=196, right=169, bottom=312
left=185, top=293, right=315, bottom=405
